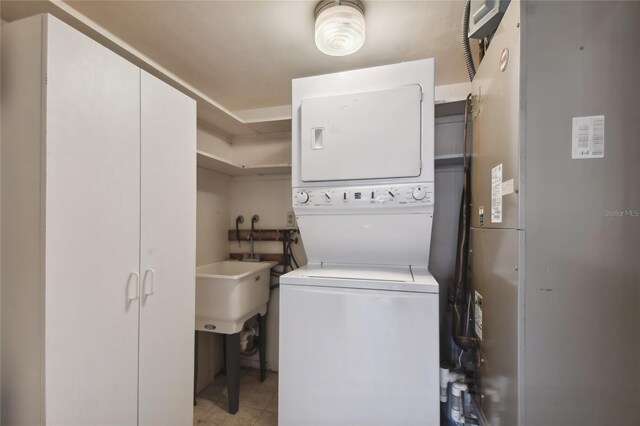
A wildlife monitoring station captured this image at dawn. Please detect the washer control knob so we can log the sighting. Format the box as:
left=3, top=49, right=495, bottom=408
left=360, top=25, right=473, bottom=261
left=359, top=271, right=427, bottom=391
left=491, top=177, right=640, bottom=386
left=296, top=191, right=309, bottom=204
left=412, top=187, right=427, bottom=200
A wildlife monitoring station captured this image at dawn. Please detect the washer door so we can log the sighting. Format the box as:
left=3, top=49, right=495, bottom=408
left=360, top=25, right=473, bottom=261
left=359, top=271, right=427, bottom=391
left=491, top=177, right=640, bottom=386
left=279, top=284, right=440, bottom=425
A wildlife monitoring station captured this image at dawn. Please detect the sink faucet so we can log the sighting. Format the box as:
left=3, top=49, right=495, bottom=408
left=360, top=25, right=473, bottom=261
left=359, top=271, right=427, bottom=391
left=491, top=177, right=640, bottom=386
left=235, top=215, right=244, bottom=247
left=243, top=215, right=261, bottom=262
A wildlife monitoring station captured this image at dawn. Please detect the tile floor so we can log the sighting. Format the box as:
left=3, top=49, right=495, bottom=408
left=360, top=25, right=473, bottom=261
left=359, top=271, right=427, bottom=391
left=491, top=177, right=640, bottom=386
left=194, top=368, right=278, bottom=426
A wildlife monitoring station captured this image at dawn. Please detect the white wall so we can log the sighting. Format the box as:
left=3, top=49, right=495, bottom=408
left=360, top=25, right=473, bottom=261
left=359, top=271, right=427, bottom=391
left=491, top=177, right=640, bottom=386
left=196, top=167, right=230, bottom=266
left=232, top=136, right=291, bottom=167
left=197, top=127, right=233, bottom=159
left=228, top=175, right=307, bottom=372
left=195, top=166, right=230, bottom=392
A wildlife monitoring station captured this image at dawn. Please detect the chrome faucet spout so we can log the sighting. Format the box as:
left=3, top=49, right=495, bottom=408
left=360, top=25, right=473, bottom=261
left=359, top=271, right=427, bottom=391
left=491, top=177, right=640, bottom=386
left=251, top=215, right=259, bottom=233
left=242, top=217, right=261, bottom=262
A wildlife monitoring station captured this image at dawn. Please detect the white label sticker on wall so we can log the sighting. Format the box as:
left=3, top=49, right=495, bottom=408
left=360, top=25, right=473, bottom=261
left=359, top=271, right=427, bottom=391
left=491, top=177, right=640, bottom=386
left=572, top=115, right=605, bottom=159
left=501, top=178, right=514, bottom=196
left=491, top=164, right=503, bottom=223
left=474, top=291, right=483, bottom=341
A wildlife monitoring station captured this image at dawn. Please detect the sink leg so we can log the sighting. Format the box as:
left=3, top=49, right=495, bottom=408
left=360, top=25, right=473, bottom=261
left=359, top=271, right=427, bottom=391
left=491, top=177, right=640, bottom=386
left=258, top=314, right=267, bottom=382
left=226, top=332, right=241, bottom=414
left=222, top=334, right=227, bottom=375
left=193, top=331, right=199, bottom=406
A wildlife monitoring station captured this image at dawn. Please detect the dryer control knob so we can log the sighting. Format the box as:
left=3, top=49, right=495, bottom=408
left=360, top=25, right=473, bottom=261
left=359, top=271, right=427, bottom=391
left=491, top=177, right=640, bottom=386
left=296, top=191, right=309, bottom=204
left=412, top=187, right=427, bottom=200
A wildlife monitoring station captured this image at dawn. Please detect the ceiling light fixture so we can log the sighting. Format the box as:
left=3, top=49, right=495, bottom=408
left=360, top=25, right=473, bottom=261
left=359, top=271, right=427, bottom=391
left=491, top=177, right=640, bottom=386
left=314, top=0, right=366, bottom=57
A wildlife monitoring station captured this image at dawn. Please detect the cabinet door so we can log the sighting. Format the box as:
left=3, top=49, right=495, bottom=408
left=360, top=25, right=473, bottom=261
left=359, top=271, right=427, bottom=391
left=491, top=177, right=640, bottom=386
left=139, top=70, right=196, bottom=425
left=44, top=17, right=140, bottom=425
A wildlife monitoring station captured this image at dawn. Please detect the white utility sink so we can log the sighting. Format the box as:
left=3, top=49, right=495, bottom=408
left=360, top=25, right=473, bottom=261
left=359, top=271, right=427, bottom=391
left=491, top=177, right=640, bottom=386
left=195, top=260, right=276, bottom=334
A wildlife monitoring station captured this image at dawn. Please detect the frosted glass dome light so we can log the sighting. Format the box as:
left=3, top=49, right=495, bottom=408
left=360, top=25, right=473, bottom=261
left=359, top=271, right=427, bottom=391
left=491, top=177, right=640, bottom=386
left=314, top=1, right=365, bottom=56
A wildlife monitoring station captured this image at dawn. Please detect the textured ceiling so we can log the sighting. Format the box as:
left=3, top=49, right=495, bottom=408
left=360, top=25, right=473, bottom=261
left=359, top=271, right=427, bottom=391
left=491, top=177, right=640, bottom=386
left=3, top=0, right=474, bottom=112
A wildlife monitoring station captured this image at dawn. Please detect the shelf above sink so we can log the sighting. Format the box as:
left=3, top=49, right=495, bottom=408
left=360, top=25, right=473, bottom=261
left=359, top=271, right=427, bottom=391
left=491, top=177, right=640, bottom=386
left=197, top=150, right=291, bottom=176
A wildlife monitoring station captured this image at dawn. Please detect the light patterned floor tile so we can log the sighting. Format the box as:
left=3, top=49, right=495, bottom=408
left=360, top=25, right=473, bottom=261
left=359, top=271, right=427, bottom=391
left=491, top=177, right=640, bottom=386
left=264, top=394, right=278, bottom=414
left=220, top=386, right=275, bottom=412
left=193, top=398, right=218, bottom=425
left=254, top=409, right=278, bottom=426
left=195, top=368, right=279, bottom=426
left=199, top=402, right=262, bottom=426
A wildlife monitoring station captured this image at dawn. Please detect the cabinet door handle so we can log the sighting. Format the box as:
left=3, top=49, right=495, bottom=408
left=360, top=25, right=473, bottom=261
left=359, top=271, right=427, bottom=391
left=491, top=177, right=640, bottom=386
left=128, top=272, right=140, bottom=301
left=143, top=268, right=155, bottom=297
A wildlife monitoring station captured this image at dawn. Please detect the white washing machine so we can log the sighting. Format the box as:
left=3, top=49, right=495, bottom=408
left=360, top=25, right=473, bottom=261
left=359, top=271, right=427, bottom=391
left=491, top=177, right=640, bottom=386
left=280, top=59, right=440, bottom=425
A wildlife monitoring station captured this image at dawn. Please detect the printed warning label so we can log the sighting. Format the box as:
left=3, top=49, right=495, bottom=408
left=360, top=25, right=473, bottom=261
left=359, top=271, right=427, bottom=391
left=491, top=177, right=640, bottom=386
left=572, top=115, right=605, bottom=159
left=491, top=164, right=503, bottom=223
left=474, top=291, right=483, bottom=341
left=501, top=178, right=514, bottom=196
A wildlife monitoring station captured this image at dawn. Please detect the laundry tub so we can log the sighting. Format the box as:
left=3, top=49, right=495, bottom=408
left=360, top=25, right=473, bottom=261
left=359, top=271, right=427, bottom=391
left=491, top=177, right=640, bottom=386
left=195, top=260, right=276, bottom=334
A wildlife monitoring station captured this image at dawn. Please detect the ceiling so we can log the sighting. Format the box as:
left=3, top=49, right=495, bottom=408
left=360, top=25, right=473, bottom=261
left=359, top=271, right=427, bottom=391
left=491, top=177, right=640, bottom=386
left=2, top=0, right=474, bottom=114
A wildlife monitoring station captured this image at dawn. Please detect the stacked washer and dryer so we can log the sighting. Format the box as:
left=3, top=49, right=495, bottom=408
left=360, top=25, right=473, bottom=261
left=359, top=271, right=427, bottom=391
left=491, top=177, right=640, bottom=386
left=279, top=59, right=440, bottom=425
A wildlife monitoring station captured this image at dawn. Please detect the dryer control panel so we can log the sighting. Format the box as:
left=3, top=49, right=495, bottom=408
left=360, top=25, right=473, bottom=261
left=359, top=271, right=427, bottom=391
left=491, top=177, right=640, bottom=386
left=293, top=183, right=434, bottom=210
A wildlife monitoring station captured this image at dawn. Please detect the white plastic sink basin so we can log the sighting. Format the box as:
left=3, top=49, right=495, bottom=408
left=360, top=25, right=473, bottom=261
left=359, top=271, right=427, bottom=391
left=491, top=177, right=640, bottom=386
left=195, top=260, right=276, bottom=334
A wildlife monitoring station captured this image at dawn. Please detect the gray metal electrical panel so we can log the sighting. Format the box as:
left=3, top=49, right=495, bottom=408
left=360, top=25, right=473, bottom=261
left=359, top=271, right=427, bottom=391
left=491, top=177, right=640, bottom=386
left=470, top=0, right=640, bottom=424
left=468, top=0, right=510, bottom=39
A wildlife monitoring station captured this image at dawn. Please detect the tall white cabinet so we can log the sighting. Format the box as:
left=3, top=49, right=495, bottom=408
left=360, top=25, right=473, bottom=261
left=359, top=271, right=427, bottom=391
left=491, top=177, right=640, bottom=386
left=1, top=14, right=196, bottom=425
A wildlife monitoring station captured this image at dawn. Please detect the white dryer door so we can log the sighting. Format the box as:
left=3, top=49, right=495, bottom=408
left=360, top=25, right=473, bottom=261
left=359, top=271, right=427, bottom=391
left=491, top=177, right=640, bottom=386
left=300, top=85, right=422, bottom=182
left=279, top=284, right=440, bottom=425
